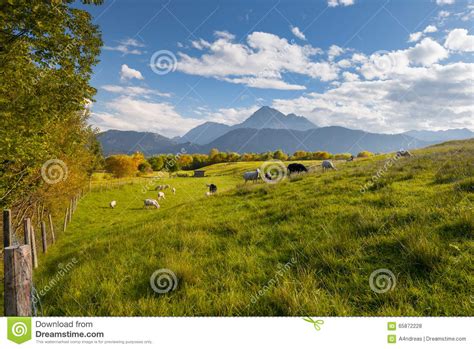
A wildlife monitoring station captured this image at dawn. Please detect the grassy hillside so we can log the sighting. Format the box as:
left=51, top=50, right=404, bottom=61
left=26, top=140, right=474, bottom=315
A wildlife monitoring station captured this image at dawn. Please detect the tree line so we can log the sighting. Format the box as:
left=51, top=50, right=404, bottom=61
left=103, top=148, right=375, bottom=178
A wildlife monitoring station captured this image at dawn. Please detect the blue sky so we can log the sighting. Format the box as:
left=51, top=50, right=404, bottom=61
left=83, top=0, right=474, bottom=136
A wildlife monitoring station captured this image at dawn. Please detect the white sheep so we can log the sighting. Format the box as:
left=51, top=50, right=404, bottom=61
left=322, top=160, right=337, bottom=171
left=109, top=200, right=117, bottom=209
left=243, top=169, right=261, bottom=183
left=144, top=199, right=160, bottom=209
left=158, top=191, right=166, bottom=200
left=172, top=187, right=176, bottom=194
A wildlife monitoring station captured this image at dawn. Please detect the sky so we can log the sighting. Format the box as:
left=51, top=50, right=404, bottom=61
left=81, top=0, right=474, bottom=137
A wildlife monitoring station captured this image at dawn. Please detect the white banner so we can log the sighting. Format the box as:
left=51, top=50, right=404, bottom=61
left=0, top=317, right=472, bottom=348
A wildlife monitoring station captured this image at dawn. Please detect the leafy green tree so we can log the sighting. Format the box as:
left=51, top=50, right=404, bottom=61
left=273, top=149, right=288, bottom=161
left=148, top=156, right=164, bottom=171
left=0, top=0, right=103, bottom=223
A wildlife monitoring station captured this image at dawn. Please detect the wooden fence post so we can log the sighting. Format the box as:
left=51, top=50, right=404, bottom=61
left=3, top=209, right=12, bottom=247
left=23, top=218, right=30, bottom=245
left=40, top=221, right=47, bottom=253
left=4, top=245, right=32, bottom=316
left=29, top=223, right=38, bottom=269
left=68, top=200, right=73, bottom=222
left=63, top=207, right=68, bottom=232
left=48, top=214, right=55, bottom=244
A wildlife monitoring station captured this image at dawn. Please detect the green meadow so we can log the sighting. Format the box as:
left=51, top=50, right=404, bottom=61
left=24, top=140, right=474, bottom=316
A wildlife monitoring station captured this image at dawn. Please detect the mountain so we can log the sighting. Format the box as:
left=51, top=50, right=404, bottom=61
left=202, top=126, right=430, bottom=154
left=180, top=106, right=317, bottom=145
left=179, top=121, right=231, bottom=145
left=403, top=128, right=474, bottom=142
left=234, top=106, right=317, bottom=131
left=97, top=130, right=201, bottom=156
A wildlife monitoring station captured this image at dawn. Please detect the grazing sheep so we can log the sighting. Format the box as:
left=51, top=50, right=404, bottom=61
left=164, top=184, right=170, bottom=189
left=155, top=185, right=164, bottom=191
left=264, top=172, right=273, bottom=181
left=109, top=200, right=117, bottom=209
left=347, top=155, right=354, bottom=162
left=172, top=187, right=176, bottom=194
left=144, top=199, right=160, bottom=209
left=158, top=191, right=166, bottom=200
left=287, top=163, right=308, bottom=175
left=243, top=169, right=261, bottom=183
left=396, top=150, right=412, bottom=157
left=206, top=184, right=217, bottom=193
left=322, top=160, right=337, bottom=171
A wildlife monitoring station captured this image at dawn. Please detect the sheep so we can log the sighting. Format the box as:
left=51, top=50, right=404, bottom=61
left=164, top=184, right=170, bottom=189
left=396, top=150, right=412, bottom=157
left=287, top=163, right=308, bottom=175
left=205, top=192, right=212, bottom=197
left=158, top=191, right=166, bottom=200
left=206, top=184, right=217, bottom=194
left=155, top=185, right=164, bottom=191
left=243, top=169, right=261, bottom=183
left=144, top=199, right=160, bottom=209
left=109, top=200, right=117, bottom=209
left=347, top=155, right=354, bottom=162
left=172, top=187, right=176, bottom=194
left=322, top=160, right=337, bottom=171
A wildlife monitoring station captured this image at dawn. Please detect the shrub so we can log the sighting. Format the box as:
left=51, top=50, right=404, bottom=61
left=357, top=151, right=374, bottom=158
left=105, top=155, right=137, bottom=178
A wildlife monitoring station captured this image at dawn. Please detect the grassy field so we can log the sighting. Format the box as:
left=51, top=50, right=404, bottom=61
left=16, top=140, right=474, bottom=315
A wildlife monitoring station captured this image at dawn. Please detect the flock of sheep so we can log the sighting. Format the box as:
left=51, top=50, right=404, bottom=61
left=107, top=157, right=398, bottom=210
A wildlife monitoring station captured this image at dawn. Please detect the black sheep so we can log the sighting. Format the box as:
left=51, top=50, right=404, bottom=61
left=207, top=184, right=217, bottom=193
left=287, top=163, right=308, bottom=174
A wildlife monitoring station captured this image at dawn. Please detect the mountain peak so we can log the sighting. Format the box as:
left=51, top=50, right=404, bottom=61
left=236, top=107, right=317, bottom=131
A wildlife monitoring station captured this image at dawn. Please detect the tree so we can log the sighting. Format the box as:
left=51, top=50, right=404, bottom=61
left=0, top=0, right=103, bottom=224
left=293, top=150, right=308, bottom=160
left=105, top=155, right=137, bottom=178
left=138, top=161, right=153, bottom=174
left=177, top=154, right=193, bottom=169
left=209, top=148, right=219, bottom=162
left=148, top=156, right=164, bottom=171
left=273, top=149, right=288, bottom=161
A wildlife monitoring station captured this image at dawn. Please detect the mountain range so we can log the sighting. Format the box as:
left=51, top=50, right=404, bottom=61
left=97, top=106, right=473, bottom=156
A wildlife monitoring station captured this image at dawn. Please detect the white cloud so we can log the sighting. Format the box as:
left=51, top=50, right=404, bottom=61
left=342, top=71, right=359, bottom=81
left=444, top=28, right=474, bottom=52
left=104, top=38, right=145, bottom=55
left=176, top=31, right=338, bottom=89
left=328, top=0, right=355, bottom=7
left=424, top=25, right=438, bottom=33
left=407, top=38, right=448, bottom=65
left=101, top=85, right=171, bottom=98
left=200, top=106, right=260, bottom=125
left=120, top=64, right=144, bottom=81
left=290, top=26, right=306, bottom=40
left=438, top=10, right=450, bottom=17
left=408, top=32, right=423, bottom=43
left=436, top=0, right=455, bottom=5
left=272, top=62, right=474, bottom=133
left=408, top=25, right=438, bottom=42
left=337, top=59, right=352, bottom=68
left=328, top=45, right=344, bottom=60
left=91, top=97, right=202, bottom=137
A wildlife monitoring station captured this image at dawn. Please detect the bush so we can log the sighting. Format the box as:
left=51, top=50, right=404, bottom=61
left=357, top=151, right=374, bottom=158
left=138, top=161, right=153, bottom=174
left=105, top=155, right=137, bottom=178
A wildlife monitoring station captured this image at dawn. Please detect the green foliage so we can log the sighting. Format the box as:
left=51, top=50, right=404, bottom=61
left=148, top=156, right=164, bottom=171
left=0, top=0, right=102, bottom=222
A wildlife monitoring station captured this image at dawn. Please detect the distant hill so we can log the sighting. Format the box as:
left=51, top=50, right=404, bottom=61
left=202, top=126, right=430, bottom=154
left=179, top=121, right=231, bottom=145
left=98, top=130, right=200, bottom=156
left=403, top=128, right=474, bottom=142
